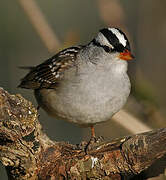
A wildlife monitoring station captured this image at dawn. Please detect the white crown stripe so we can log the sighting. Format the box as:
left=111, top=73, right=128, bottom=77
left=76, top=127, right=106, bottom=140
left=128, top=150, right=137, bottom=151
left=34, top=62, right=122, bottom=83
left=109, top=28, right=127, bottom=47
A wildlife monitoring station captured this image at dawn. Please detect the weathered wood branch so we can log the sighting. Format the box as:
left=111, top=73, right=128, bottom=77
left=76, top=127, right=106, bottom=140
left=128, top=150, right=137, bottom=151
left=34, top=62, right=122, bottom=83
left=0, top=88, right=166, bottom=180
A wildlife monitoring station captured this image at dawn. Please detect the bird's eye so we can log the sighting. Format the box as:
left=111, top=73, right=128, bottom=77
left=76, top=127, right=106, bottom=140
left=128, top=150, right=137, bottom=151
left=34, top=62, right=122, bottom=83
left=103, top=46, right=111, bottom=53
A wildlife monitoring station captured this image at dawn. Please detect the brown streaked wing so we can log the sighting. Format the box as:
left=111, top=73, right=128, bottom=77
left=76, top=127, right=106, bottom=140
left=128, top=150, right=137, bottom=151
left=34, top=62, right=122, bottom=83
left=18, top=46, right=83, bottom=89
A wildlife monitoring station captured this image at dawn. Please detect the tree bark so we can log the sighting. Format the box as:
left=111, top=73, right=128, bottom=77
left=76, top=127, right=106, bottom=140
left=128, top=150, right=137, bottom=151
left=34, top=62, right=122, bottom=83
left=0, top=88, right=165, bottom=180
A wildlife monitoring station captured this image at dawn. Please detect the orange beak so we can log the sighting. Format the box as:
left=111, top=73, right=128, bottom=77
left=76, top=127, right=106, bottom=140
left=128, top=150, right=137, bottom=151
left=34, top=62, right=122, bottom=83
left=119, top=49, right=134, bottom=61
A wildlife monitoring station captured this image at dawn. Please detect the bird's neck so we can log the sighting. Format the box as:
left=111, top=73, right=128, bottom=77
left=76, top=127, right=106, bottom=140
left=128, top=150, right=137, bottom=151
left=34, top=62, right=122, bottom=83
left=79, top=42, right=107, bottom=64
left=79, top=42, right=128, bottom=74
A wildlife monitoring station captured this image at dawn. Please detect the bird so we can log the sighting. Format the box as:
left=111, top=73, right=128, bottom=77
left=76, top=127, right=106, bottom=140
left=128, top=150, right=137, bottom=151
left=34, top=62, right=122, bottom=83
left=18, top=27, right=134, bottom=139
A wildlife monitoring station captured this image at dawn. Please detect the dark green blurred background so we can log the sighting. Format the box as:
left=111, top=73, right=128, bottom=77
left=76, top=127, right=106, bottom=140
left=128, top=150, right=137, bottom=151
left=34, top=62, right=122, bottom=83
left=1, top=0, right=166, bottom=179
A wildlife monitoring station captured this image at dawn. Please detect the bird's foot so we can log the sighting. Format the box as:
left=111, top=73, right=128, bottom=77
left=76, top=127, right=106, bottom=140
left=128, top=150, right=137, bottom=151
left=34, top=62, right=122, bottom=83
left=85, top=136, right=104, bottom=153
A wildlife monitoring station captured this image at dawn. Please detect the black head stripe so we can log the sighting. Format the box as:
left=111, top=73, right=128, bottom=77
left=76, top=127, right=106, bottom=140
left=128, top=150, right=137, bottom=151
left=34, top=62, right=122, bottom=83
left=100, top=28, right=131, bottom=52
left=92, top=39, right=111, bottom=53
left=115, top=28, right=131, bottom=51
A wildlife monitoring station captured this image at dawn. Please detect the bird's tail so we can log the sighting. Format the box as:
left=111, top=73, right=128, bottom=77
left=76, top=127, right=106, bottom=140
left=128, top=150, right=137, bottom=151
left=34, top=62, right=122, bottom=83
left=18, top=66, right=35, bottom=70
left=18, top=66, right=37, bottom=89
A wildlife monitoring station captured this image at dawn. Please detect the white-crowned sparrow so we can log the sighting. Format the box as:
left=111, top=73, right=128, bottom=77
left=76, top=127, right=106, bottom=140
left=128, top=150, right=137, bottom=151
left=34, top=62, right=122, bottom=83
left=18, top=27, right=134, bottom=138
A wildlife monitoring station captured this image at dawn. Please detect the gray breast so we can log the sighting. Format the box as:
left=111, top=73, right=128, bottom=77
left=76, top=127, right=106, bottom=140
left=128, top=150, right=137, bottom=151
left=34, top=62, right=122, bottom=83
left=35, top=55, right=131, bottom=126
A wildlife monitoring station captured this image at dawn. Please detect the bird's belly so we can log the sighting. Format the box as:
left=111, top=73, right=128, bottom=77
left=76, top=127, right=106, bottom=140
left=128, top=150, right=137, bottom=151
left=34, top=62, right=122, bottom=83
left=35, top=72, right=130, bottom=126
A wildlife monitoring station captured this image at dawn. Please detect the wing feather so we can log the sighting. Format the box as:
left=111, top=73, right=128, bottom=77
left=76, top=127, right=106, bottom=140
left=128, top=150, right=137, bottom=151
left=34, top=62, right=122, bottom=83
left=18, top=46, right=83, bottom=89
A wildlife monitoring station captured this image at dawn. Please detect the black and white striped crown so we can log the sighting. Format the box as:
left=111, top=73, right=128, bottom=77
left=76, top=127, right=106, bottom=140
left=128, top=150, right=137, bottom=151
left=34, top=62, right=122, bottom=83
left=93, top=27, right=131, bottom=53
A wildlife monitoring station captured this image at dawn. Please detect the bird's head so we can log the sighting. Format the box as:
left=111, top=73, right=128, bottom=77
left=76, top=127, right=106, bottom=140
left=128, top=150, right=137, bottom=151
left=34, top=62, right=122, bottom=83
left=92, top=27, right=134, bottom=61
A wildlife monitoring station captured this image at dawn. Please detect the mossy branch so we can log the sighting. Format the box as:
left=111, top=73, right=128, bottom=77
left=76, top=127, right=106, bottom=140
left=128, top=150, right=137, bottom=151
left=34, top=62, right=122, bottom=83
left=0, top=88, right=165, bottom=180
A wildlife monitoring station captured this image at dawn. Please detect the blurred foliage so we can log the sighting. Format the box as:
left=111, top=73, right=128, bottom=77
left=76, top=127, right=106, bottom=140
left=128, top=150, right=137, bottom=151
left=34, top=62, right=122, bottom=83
left=132, top=81, right=158, bottom=107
